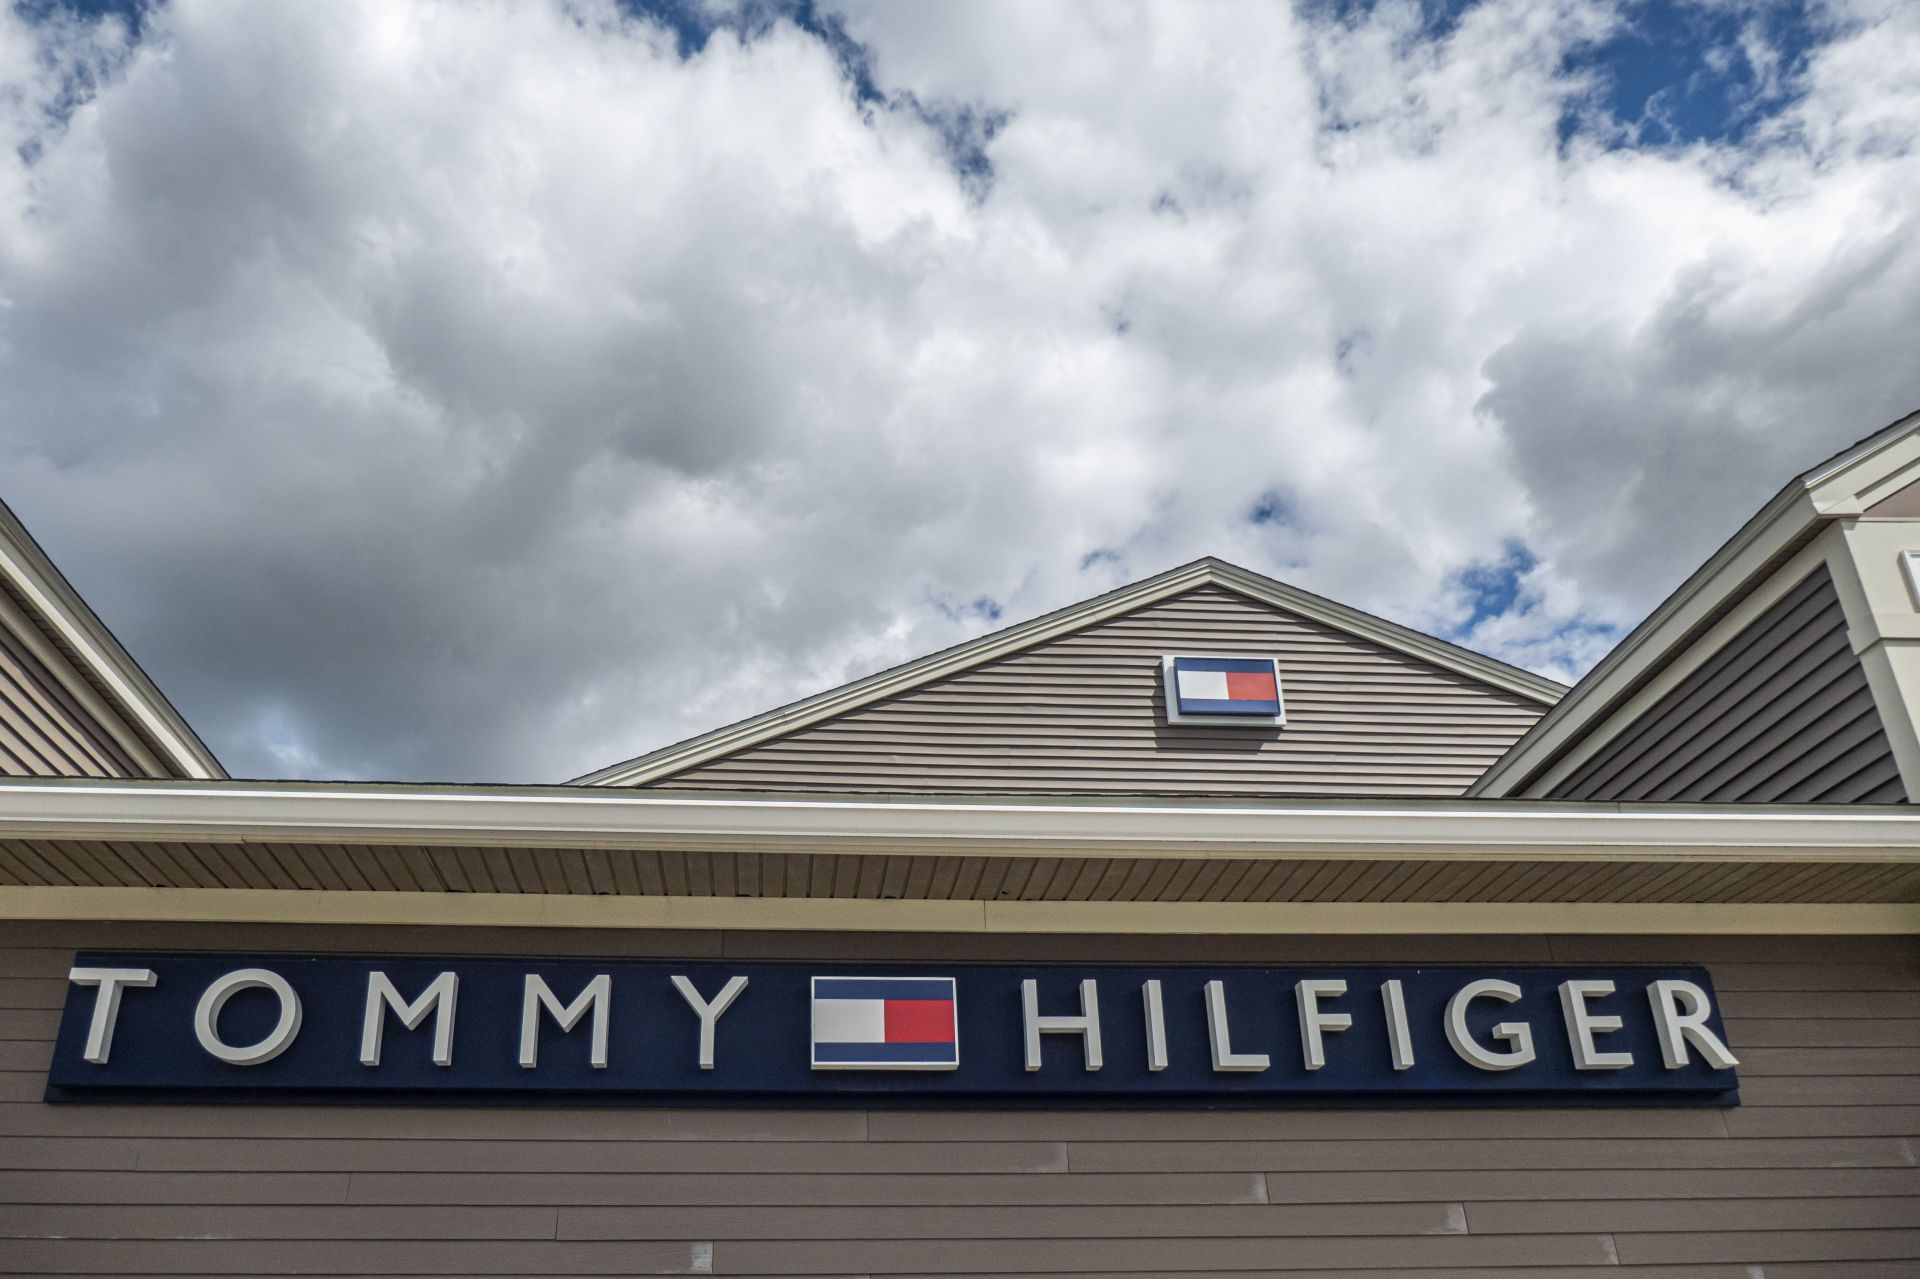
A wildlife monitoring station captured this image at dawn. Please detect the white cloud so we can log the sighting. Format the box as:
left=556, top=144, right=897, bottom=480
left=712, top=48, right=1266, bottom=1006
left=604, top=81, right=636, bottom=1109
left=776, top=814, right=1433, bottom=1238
left=0, top=0, right=1915, bottom=781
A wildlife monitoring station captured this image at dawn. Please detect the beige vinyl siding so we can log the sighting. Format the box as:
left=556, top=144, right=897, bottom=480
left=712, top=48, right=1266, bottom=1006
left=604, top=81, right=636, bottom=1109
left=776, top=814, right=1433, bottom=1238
left=8, top=837, right=1920, bottom=904
left=1551, top=567, right=1906, bottom=803
left=652, top=585, right=1546, bottom=797
left=0, top=621, right=139, bottom=779
left=1866, top=476, right=1920, bottom=518
left=2, top=922, right=1917, bottom=1275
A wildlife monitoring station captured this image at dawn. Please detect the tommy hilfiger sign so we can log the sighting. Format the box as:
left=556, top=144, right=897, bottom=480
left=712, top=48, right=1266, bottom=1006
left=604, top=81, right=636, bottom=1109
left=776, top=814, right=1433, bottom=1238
left=47, top=954, right=1739, bottom=1105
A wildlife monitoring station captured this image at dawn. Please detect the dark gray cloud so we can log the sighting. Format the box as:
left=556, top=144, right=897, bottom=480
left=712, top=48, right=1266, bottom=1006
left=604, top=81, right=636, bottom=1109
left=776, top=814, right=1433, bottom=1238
left=1, top=0, right=1916, bottom=782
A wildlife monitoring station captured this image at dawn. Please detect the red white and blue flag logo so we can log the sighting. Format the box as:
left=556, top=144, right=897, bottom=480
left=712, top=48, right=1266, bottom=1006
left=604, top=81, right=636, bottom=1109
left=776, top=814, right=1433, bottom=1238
left=810, top=976, right=959, bottom=1070
left=1170, top=655, right=1284, bottom=717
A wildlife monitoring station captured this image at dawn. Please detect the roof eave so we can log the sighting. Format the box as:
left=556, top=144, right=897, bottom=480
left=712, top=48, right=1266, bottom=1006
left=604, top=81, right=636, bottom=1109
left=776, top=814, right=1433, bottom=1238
left=3, top=776, right=1920, bottom=859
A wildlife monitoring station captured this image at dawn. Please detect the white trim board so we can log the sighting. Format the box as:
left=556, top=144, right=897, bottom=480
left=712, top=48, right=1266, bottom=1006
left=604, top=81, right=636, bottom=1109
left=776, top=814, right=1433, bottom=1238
left=3, top=779, right=1920, bottom=861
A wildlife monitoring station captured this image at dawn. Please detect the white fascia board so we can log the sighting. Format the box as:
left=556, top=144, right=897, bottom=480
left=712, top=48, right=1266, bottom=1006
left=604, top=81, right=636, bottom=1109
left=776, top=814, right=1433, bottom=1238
left=1804, top=409, right=1920, bottom=515
left=2, top=780, right=1919, bottom=863
left=578, top=558, right=1564, bottom=787
left=0, top=508, right=224, bottom=780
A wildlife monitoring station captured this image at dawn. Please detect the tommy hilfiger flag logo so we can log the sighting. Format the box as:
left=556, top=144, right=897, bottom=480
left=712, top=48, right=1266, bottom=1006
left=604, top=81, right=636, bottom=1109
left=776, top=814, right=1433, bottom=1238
left=810, top=976, right=959, bottom=1070
left=1168, top=655, right=1284, bottom=718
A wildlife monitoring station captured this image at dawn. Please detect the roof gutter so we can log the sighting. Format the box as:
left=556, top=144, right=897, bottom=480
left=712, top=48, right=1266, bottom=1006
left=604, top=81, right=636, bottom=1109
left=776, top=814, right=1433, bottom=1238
left=2, top=779, right=1918, bottom=862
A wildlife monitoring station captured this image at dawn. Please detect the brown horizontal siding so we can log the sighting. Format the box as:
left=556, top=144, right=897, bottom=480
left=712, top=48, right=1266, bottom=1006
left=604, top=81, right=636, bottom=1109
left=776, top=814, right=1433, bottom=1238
left=651, top=585, right=1547, bottom=797
left=0, top=923, right=1916, bottom=1275
left=1553, top=568, right=1908, bottom=804
left=0, top=622, right=138, bottom=779
left=7, top=837, right=1920, bottom=903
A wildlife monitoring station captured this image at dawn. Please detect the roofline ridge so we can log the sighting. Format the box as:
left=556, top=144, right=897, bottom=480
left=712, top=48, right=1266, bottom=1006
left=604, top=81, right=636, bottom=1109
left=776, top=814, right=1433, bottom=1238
left=572, top=555, right=1562, bottom=788
left=1473, top=406, right=1920, bottom=798
left=0, top=494, right=225, bottom=780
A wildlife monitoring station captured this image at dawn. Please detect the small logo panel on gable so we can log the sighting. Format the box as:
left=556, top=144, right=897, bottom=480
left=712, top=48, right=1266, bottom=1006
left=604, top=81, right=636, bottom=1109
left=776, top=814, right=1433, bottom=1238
left=1164, top=655, right=1286, bottom=725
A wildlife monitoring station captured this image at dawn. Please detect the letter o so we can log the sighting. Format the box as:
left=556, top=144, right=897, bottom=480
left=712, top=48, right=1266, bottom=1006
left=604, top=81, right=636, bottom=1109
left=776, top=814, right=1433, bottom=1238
left=194, top=968, right=303, bottom=1066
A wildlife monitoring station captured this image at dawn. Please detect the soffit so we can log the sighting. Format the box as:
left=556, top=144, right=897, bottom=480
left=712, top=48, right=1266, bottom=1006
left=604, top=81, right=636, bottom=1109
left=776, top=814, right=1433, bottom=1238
left=5, top=837, right=1917, bottom=908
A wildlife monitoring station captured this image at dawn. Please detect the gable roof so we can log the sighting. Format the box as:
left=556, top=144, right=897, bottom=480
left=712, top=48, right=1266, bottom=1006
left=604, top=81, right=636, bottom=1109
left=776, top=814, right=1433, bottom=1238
left=1472, top=407, right=1920, bottom=799
left=0, top=497, right=224, bottom=780
left=574, top=557, right=1565, bottom=788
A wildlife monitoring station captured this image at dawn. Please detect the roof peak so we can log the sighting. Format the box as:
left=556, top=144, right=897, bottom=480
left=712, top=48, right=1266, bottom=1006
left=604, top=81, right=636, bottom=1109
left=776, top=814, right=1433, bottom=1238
left=572, top=554, right=1563, bottom=787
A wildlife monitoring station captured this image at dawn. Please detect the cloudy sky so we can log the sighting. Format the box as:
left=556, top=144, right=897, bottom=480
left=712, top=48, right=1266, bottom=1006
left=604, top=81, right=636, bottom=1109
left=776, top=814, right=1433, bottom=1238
left=2, top=0, right=1916, bottom=783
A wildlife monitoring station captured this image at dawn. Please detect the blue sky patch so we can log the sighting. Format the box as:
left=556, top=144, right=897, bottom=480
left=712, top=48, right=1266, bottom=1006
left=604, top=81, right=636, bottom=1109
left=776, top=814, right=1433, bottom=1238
left=18, top=0, right=149, bottom=31
left=25, top=0, right=1826, bottom=171
left=1573, top=0, right=1820, bottom=146
left=1248, top=492, right=1292, bottom=527
left=1303, top=0, right=1820, bottom=148
left=927, top=591, right=1004, bottom=626
left=1453, top=540, right=1539, bottom=631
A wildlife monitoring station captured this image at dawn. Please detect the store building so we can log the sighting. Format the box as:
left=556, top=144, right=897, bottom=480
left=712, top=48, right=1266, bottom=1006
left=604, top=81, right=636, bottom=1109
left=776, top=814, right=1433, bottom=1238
left=3, top=412, right=1920, bottom=1276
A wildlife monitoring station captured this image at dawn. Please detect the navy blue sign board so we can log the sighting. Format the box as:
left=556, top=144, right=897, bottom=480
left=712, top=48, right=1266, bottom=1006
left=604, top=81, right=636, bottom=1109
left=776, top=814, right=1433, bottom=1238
left=47, top=953, right=1740, bottom=1106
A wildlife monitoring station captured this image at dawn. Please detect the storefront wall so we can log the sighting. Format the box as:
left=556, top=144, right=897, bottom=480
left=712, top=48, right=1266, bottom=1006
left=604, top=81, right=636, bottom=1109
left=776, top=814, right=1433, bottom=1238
left=4, top=920, right=1917, bottom=1276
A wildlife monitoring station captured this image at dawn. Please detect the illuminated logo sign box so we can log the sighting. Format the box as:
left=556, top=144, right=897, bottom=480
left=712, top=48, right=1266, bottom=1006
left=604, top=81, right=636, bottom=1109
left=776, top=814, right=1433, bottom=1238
left=1163, top=655, right=1286, bottom=726
left=49, top=954, right=1738, bottom=1106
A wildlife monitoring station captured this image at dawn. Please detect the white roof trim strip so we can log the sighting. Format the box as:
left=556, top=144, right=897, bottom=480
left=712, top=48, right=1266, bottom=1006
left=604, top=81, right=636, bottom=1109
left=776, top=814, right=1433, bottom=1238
left=2, top=781, right=1917, bottom=861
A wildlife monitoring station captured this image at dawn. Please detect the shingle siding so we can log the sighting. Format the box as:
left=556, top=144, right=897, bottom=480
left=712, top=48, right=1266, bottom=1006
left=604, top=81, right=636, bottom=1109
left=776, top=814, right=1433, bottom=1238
left=3, top=922, right=1916, bottom=1275
left=650, top=584, right=1548, bottom=797
left=1550, top=567, right=1906, bottom=803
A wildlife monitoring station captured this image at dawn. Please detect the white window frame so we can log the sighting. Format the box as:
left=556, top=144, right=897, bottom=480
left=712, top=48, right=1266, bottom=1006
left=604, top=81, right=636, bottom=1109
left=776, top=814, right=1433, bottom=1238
left=1900, top=550, right=1920, bottom=609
